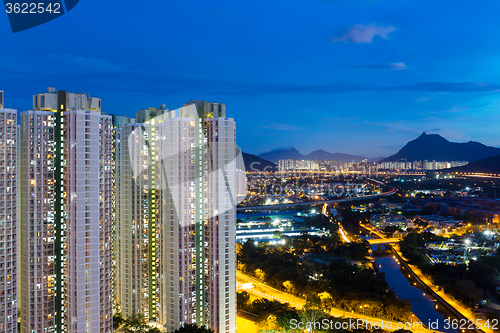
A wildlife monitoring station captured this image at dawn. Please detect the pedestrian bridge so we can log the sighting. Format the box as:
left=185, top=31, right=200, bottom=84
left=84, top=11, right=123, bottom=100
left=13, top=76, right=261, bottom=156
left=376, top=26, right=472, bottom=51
left=367, top=238, right=401, bottom=245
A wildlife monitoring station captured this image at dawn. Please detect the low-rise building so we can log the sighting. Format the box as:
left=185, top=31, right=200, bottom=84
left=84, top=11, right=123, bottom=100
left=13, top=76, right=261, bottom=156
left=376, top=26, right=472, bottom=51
left=370, top=214, right=413, bottom=229
left=236, top=227, right=328, bottom=243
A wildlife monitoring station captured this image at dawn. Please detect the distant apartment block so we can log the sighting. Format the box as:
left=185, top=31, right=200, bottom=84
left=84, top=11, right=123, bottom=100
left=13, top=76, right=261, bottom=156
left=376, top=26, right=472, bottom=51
left=111, top=114, right=136, bottom=128
left=278, top=159, right=357, bottom=173
left=19, top=87, right=113, bottom=332
left=414, top=197, right=500, bottom=224
left=279, top=159, right=320, bottom=172
left=378, top=160, right=468, bottom=170
left=414, top=215, right=463, bottom=229
left=115, top=101, right=237, bottom=333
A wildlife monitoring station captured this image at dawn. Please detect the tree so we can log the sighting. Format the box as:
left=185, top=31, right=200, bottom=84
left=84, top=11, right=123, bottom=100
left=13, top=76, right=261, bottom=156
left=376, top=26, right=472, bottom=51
left=273, top=230, right=283, bottom=239
left=113, top=307, right=124, bottom=330
left=485, top=309, right=500, bottom=321
left=248, top=298, right=290, bottom=323
left=455, top=280, right=483, bottom=306
left=384, top=225, right=401, bottom=235
left=305, top=294, right=324, bottom=312
left=467, top=256, right=500, bottom=290
left=148, top=328, right=162, bottom=333
left=237, top=291, right=250, bottom=309
left=299, top=309, right=325, bottom=328
left=282, top=280, right=293, bottom=293
left=275, top=309, right=301, bottom=330
left=240, top=239, right=257, bottom=261
left=172, top=323, right=214, bottom=333
left=121, top=314, right=150, bottom=333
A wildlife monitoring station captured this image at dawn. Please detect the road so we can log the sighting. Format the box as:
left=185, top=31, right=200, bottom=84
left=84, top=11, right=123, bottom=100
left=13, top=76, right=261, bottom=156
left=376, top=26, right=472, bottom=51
left=393, top=247, right=492, bottom=333
left=250, top=171, right=427, bottom=176
left=237, top=187, right=396, bottom=211
left=367, top=238, right=401, bottom=245
left=236, top=271, right=442, bottom=333
left=237, top=271, right=305, bottom=308
left=360, top=222, right=490, bottom=333
left=455, top=172, right=500, bottom=179
left=359, top=222, right=388, bottom=239
left=337, top=219, right=352, bottom=243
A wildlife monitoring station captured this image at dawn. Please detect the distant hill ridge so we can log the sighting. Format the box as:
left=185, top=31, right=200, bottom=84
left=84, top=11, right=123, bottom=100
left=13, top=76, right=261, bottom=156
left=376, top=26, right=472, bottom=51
left=242, top=152, right=277, bottom=172
left=258, top=147, right=304, bottom=162
left=305, top=149, right=366, bottom=162
left=257, top=147, right=378, bottom=163
left=451, top=154, right=500, bottom=174
left=381, top=132, right=500, bottom=163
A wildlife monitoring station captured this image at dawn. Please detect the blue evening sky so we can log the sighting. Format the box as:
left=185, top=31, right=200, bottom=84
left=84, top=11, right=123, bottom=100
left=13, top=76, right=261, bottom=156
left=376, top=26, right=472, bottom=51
left=1, top=0, right=500, bottom=157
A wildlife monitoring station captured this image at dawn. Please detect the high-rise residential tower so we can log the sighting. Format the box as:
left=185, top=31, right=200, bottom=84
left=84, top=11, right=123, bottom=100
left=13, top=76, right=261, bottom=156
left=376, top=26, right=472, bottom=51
left=19, top=87, right=113, bottom=332
left=115, top=101, right=237, bottom=333
left=114, top=122, right=150, bottom=317
left=0, top=92, right=18, bottom=333
left=110, top=113, right=137, bottom=307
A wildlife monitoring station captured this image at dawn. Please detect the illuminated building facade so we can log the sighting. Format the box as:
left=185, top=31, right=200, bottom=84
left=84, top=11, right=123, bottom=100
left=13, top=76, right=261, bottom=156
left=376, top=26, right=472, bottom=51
left=19, top=87, right=113, bottom=332
left=0, top=92, right=18, bottom=333
left=115, top=101, right=237, bottom=333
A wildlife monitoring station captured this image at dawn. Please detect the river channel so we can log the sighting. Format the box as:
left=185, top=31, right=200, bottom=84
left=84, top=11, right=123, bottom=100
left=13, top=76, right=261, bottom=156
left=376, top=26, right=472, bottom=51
left=362, top=232, right=462, bottom=333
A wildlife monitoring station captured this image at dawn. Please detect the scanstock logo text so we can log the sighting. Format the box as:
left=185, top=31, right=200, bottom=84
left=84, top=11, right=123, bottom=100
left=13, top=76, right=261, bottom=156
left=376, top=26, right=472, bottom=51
left=4, top=0, right=79, bottom=33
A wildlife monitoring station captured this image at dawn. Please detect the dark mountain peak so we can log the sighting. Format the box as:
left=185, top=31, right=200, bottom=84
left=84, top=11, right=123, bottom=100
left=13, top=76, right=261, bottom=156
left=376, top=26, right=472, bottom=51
left=414, top=132, right=449, bottom=143
left=367, top=156, right=387, bottom=163
left=308, top=149, right=330, bottom=154
left=381, top=133, right=500, bottom=163
left=305, top=150, right=366, bottom=162
left=266, top=146, right=298, bottom=153
left=258, top=147, right=305, bottom=162
left=258, top=147, right=367, bottom=163
left=452, top=154, right=500, bottom=174
left=242, top=152, right=276, bottom=172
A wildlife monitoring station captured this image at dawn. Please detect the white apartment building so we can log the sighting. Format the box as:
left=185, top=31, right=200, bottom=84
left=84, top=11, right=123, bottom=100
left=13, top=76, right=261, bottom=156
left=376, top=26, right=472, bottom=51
left=278, top=159, right=320, bottom=172
left=18, top=87, right=113, bottom=332
left=116, top=101, right=237, bottom=333
left=114, top=123, right=150, bottom=318
left=0, top=92, right=18, bottom=333
left=18, top=110, right=55, bottom=332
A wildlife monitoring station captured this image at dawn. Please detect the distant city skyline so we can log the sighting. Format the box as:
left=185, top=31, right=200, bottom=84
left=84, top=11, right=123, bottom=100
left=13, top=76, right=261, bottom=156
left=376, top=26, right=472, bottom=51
left=2, top=0, right=500, bottom=157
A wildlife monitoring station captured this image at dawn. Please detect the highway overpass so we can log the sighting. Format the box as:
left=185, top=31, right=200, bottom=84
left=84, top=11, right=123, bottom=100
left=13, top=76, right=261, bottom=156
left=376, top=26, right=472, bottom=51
left=237, top=187, right=396, bottom=212
left=367, top=238, right=401, bottom=245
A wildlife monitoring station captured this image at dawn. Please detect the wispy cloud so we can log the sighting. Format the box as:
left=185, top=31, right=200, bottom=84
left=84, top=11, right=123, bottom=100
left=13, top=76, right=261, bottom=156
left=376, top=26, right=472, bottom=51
left=259, top=123, right=301, bottom=131
left=344, top=62, right=407, bottom=70
left=416, top=95, right=434, bottom=102
left=388, top=62, right=406, bottom=70
left=366, top=122, right=441, bottom=135
left=47, top=54, right=127, bottom=73
left=331, top=23, right=396, bottom=43
left=3, top=54, right=500, bottom=100
left=443, top=106, right=469, bottom=113
left=365, top=121, right=422, bottom=134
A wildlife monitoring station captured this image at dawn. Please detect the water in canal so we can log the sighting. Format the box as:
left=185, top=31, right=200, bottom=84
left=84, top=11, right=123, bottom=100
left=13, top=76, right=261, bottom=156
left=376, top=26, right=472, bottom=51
left=362, top=234, right=462, bottom=333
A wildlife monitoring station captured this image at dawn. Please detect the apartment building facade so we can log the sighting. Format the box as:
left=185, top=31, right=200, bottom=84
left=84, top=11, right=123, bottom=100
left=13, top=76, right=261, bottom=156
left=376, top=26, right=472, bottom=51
left=0, top=92, right=18, bottom=333
left=115, top=101, right=237, bottom=333
left=18, top=87, right=113, bottom=332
